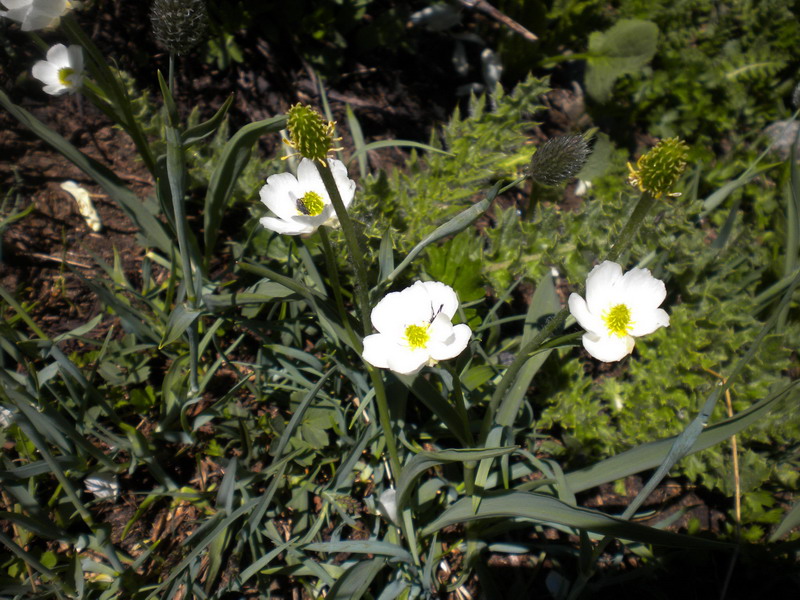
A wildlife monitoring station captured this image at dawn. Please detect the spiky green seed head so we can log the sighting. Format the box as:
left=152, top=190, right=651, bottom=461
left=627, top=137, right=690, bottom=199
left=286, top=104, right=338, bottom=164
left=528, top=135, right=591, bottom=186
left=150, top=0, right=209, bottom=55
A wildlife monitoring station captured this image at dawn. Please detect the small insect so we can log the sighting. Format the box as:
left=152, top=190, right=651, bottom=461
left=296, top=198, right=311, bottom=215
left=429, top=303, right=444, bottom=323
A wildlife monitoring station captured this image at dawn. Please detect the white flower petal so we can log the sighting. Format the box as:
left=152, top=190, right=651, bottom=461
left=386, top=346, right=430, bottom=375
left=84, top=472, right=119, bottom=500
left=2, top=1, right=34, bottom=10
left=585, top=261, right=623, bottom=315
left=259, top=215, right=314, bottom=235
left=619, top=267, right=666, bottom=310
left=362, top=333, right=393, bottom=369
left=38, top=0, right=66, bottom=14
left=418, top=281, right=459, bottom=320
left=428, top=323, right=471, bottom=361
left=67, top=44, right=83, bottom=72
left=31, top=60, right=59, bottom=86
left=46, top=42, right=68, bottom=65
left=582, top=332, right=634, bottom=362
left=568, top=292, right=604, bottom=335
left=629, top=307, right=669, bottom=337
left=260, top=172, right=303, bottom=220
left=42, top=83, right=67, bottom=95
left=0, top=406, right=14, bottom=428
left=329, top=158, right=357, bottom=206
left=370, top=289, right=414, bottom=337
left=377, top=488, right=398, bottom=523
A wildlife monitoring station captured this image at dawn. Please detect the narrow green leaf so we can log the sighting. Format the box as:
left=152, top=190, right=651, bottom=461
left=204, top=114, right=287, bottom=259
left=157, top=70, right=179, bottom=127
left=345, top=104, right=367, bottom=179
left=396, top=446, right=516, bottom=512
left=304, top=540, right=412, bottom=562
left=387, top=192, right=495, bottom=284
left=160, top=304, right=203, bottom=348
left=348, top=139, right=452, bottom=168
left=327, top=558, right=386, bottom=600
left=421, top=491, right=729, bottom=550
left=563, top=380, right=799, bottom=493
left=770, top=499, right=800, bottom=542
left=182, top=94, right=234, bottom=147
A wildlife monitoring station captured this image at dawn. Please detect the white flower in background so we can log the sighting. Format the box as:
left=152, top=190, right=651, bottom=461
left=0, top=406, right=13, bottom=427
left=84, top=472, right=119, bottom=500
left=363, top=281, right=471, bottom=375
left=32, top=43, right=83, bottom=96
left=0, top=0, right=72, bottom=31
left=568, top=261, right=669, bottom=362
left=377, top=488, right=398, bottom=524
left=258, top=157, right=356, bottom=236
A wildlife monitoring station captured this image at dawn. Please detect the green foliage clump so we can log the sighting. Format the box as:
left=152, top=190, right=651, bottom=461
left=358, top=74, right=549, bottom=251
left=615, top=0, right=798, bottom=147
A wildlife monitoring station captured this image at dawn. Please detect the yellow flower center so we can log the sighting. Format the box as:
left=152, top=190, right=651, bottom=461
left=603, top=303, right=633, bottom=337
left=296, top=191, right=325, bottom=217
left=404, top=324, right=430, bottom=350
left=57, top=67, right=75, bottom=87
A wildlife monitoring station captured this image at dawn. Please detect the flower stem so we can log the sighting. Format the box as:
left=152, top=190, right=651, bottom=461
left=606, top=191, right=657, bottom=262
left=314, top=162, right=371, bottom=334
left=318, top=227, right=361, bottom=352
left=314, top=161, right=402, bottom=479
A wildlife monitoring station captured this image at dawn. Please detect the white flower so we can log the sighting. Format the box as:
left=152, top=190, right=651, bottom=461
left=363, top=281, right=472, bottom=375
left=32, top=43, right=83, bottom=96
left=0, top=0, right=72, bottom=31
left=258, top=157, right=356, bottom=236
left=84, top=472, right=119, bottom=500
left=377, top=488, right=398, bottom=524
left=0, top=406, right=13, bottom=427
left=568, top=261, right=669, bottom=362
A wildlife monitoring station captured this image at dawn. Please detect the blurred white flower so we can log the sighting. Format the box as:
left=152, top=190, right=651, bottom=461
left=0, top=0, right=72, bottom=31
left=32, top=43, right=83, bottom=96
left=377, top=488, right=398, bottom=524
left=0, top=406, right=13, bottom=427
left=259, top=158, right=355, bottom=236
left=84, top=472, right=119, bottom=500
left=568, top=261, right=669, bottom=362
left=363, top=281, right=471, bottom=375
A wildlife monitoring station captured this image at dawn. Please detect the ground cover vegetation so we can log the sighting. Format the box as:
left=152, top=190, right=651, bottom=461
left=0, top=0, right=798, bottom=598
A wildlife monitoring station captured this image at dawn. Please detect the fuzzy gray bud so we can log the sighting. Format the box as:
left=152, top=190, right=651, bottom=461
left=792, top=81, right=800, bottom=110
left=528, top=135, right=591, bottom=186
left=150, top=0, right=208, bottom=55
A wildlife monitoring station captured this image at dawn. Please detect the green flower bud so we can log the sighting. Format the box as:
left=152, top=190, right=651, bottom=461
left=627, top=137, right=690, bottom=199
left=285, top=104, right=339, bottom=164
left=528, top=135, right=591, bottom=186
left=150, top=0, right=208, bottom=55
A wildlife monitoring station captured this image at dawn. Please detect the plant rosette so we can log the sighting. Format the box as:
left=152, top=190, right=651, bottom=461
left=32, top=43, right=83, bottom=96
left=258, top=157, right=356, bottom=235
left=362, top=281, right=472, bottom=375
left=568, top=261, right=669, bottom=362
left=0, top=0, right=73, bottom=31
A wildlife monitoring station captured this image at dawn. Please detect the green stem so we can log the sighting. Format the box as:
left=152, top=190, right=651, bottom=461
left=314, top=161, right=402, bottom=479
left=606, top=191, right=657, bottom=262
left=169, top=52, right=176, bottom=97
left=318, top=227, right=361, bottom=352
left=315, top=161, right=371, bottom=334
